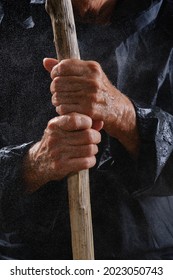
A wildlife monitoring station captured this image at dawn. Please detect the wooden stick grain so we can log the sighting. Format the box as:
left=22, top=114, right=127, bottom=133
left=45, top=0, right=94, bottom=260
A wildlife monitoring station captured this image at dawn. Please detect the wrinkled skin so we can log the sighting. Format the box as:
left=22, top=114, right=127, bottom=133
left=24, top=112, right=101, bottom=192
left=23, top=0, right=139, bottom=193
left=47, top=58, right=138, bottom=149
left=24, top=57, right=139, bottom=193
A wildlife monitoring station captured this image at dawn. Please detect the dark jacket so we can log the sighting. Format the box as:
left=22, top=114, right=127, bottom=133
left=0, top=0, right=173, bottom=259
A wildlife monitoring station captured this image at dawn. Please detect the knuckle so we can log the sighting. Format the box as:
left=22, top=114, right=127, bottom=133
left=52, top=95, right=59, bottom=107
left=83, top=158, right=91, bottom=169
left=86, top=130, right=101, bottom=144
left=47, top=119, right=55, bottom=130
left=68, top=113, right=89, bottom=130
left=88, top=79, right=100, bottom=92
left=88, top=61, right=102, bottom=76
left=57, top=60, right=68, bottom=74
left=85, top=130, right=95, bottom=144
left=56, top=105, right=64, bottom=115
left=47, top=117, right=59, bottom=130
left=50, top=79, right=58, bottom=93
left=51, top=64, right=59, bottom=79
left=83, top=157, right=96, bottom=169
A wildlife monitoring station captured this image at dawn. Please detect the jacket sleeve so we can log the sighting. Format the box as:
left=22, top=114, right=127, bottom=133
left=133, top=103, right=173, bottom=196
left=109, top=102, right=173, bottom=197
left=0, top=142, right=34, bottom=230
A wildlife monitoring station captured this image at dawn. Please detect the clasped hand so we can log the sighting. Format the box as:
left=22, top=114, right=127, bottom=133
left=24, top=58, right=138, bottom=192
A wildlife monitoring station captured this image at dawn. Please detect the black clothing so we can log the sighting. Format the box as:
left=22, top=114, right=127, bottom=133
left=0, top=0, right=173, bottom=259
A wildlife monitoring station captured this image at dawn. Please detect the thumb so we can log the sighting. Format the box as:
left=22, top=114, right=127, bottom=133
left=43, top=58, right=58, bottom=73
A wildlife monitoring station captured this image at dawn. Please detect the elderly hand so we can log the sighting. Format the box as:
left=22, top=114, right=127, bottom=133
left=23, top=113, right=101, bottom=193
left=44, top=58, right=140, bottom=158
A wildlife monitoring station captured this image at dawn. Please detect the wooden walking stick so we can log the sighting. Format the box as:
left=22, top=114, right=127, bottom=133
left=45, top=0, right=94, bottom=260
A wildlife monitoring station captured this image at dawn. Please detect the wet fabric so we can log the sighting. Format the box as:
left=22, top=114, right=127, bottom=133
left=0, top=0, right=173, bottom=259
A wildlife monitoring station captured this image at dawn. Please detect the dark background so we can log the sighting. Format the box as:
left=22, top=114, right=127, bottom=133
left=0, top=1, right=56, bottom=146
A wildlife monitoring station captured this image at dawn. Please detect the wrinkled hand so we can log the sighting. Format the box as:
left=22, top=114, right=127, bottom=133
left=24, top=113, right=101, bottom=193
left=44, top=58, right=123, bottom=134
left=44, top=58, right=139, bottom=157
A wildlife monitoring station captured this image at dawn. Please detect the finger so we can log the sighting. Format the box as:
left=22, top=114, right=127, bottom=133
left=51, top=89, right=93, bottom=107
left=56, top=104, right=88, bottom=117
left=68, top=144, right=98, bottom=158
left=52, top=144, right=98, bottom=160
left=92, top=120, right=104, bottom=131
left=48, top=128, right=101, bottom=146
left=66, top=156, right=97, bottom=172
left=51, top=88, right=99, bottom=107
left=43, top=58, right=59, bottom=73
left=47, top=113, right=92, bottom=132
left=45, top=125, right=101, bottom=150
left=56, top=103, right=95, bottom=118
left=64, top=129, right=101, bottom=145
left=56, top=104, right=104, bottom=124
left=50, top=76, right=96, bottom=93
left=50, top=156, right=97, bottom=180
left=51, top=93, right=79, bottom=107
left=50, top=59, right=99, bottom=79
